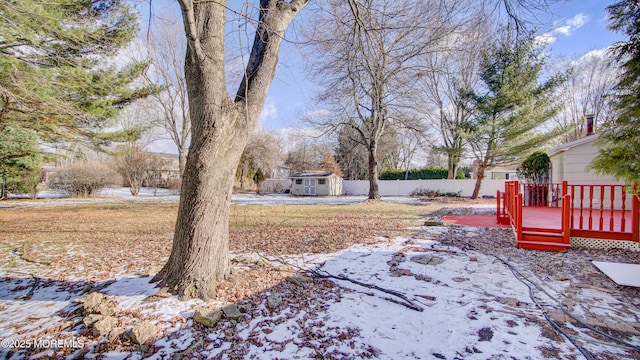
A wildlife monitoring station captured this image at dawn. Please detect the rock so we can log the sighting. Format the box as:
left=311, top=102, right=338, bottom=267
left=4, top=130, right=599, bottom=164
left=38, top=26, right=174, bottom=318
left=266, top=293, right=283, bottom=310
left=411, top=255, right=444, bottom=266
left=81, top=292, right=105, bottom=313
left=423, top=218, right=443, bottom=226
left=478, top=327, right=494, bottom=342
left=109, top=327, right=126, bottom=342
left=127, top=321, right=160, bottom=345
left=237, top=303, right=253, bottom=313
left=193, top=305, right=223, bottom=327
left=452, top=277, right=469, bottom=282
left=95, top=302, right=115, bottom=316
left=286, top=275, right=309, bottom=287
left=83, top=314, right=105, bottom=328
left=80, top=292, right=115, bottom=315
left=93, top=316, right=117, bottom=337
left=222, top=304, right=242, bottom=319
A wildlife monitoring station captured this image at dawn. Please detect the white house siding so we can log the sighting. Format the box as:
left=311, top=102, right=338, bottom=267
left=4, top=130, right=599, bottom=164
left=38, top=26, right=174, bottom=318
left=549, top=135, right=629, bottom=210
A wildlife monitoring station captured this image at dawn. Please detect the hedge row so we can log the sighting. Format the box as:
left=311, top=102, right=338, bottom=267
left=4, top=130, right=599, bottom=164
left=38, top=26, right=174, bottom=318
left=379, top=166, right=465, bottom=180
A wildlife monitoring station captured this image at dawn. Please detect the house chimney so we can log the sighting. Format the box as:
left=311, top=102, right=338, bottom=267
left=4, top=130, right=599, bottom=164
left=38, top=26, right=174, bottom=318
left=585, top=114, right=595, bottom=136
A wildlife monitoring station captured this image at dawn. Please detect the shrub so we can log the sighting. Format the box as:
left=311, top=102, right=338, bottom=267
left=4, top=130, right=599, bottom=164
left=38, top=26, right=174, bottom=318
left=49, top=162, right=121, bottom=197
left=380, top=166, right=465, bottom=180
left=410, top=188, right=462, bottom=198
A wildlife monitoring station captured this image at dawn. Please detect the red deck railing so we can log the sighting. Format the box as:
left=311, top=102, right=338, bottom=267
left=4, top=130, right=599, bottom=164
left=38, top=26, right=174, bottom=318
left=497, top=181, right=640, bottom=251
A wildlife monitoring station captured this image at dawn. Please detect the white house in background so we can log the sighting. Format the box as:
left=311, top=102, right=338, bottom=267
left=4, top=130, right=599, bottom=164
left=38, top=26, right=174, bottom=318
left=290, top=172, right=343, bottom=196
left=547, top=133, right=620, bottom=185
left=472, top=160, right=519, bottom=180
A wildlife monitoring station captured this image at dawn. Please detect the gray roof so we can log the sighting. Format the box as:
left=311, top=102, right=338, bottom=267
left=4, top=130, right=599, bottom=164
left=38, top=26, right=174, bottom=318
left=290, top=172, right=335, bottom=178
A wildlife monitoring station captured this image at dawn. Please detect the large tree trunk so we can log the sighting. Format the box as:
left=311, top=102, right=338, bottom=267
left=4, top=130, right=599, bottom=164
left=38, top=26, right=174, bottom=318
left=152, top=0, right=308, bottom=300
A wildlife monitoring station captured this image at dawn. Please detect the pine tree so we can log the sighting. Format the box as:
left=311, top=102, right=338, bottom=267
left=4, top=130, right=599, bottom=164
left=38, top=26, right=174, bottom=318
left=0, top=0, right=156, bottom=150
left=467, top=31, right=564, bottom=199
left=0, top=127, right=43, bottom=199
left=590, top=0, right=640, bottom=186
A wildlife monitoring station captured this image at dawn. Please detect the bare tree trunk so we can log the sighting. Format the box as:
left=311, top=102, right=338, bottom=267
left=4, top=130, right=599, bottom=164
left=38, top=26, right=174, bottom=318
left=178, top=148, right=187, bottom=177
left=471, top=160, right=488, bottom=199
left=151, top=0, right=308, bottom=300
left=367, top=142, right=380, bottom=199
left=447, top=155, right=459, bottom=179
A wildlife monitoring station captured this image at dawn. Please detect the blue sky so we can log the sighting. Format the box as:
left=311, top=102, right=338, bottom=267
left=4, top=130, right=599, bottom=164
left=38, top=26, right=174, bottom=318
left=261, top=1, right=625, bottom=131
left=140, top=1, right=625, bottom=133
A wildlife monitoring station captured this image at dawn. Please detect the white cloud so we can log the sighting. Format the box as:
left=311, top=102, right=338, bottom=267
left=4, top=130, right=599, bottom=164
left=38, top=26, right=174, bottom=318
left=539, top=13, right=590, bottom=46
left=567, top=13, right=589, bottom=29
left=259, top=96, right=278, bottom=124
left=553, top=25, right=571, bottom=36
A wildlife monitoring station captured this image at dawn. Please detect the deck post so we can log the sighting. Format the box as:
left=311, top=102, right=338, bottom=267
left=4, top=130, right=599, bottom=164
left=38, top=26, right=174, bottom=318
left=562, top=194, right=571, bottom=244
left=633, top=192, right=639, bottom=242
left=497, top=190, right=501, bottom=224
left=517, top=193, right=523, bottom=243
left=562, top=180, right=568, bottom=198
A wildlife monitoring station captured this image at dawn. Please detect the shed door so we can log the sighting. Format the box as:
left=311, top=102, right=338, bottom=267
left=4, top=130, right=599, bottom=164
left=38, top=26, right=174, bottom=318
left=304, top=179, right=316, bottom=195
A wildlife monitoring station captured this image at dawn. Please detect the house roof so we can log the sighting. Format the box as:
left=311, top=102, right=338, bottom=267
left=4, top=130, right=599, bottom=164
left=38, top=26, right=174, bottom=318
left=548, top=133, right=600, bottom=157
left=290, top=172, right=337, bottom=179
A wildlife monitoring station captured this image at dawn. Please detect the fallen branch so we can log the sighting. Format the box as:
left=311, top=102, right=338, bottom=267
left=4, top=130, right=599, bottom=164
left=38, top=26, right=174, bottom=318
left=17, top=275, right=40, bottom=300
left=309, top=269, right=424, bottom=312
left=253, top=252, right=424, bottom=312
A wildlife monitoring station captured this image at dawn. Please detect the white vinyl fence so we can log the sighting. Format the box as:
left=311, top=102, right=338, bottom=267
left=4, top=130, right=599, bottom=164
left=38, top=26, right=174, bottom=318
left=342, top=179, right=506, bottom=198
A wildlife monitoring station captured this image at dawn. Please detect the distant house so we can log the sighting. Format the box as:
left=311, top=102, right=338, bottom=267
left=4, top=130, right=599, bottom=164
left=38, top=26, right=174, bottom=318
left=290, top=172, right=343, bottom=196
left=472, top=160, right=519, bottom=180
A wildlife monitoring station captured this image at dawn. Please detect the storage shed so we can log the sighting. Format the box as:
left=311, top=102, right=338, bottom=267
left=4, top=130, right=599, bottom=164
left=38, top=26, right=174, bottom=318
left=290, top=172, right=343, bottom=196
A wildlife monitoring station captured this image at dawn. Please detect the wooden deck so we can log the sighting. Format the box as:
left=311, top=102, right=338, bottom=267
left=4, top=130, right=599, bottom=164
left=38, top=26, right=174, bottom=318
left=523, top=207, right=634, bottom=233
left=498, top=181, right=640, bottom=251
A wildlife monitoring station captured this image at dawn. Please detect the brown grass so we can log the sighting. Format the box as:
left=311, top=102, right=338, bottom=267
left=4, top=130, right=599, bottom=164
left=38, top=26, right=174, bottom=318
left=0, top=200, right=440, bottom=281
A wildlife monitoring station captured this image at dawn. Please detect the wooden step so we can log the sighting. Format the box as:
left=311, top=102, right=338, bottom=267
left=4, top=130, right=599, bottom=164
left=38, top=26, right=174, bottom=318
left=522, top=234, right=563, bottom=243
left=517, top=240, right=571, bottom=252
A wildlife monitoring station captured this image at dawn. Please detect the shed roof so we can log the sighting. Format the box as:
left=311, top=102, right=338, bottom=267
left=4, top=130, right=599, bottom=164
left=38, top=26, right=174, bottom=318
left=290, top=172, right=336, bottom=179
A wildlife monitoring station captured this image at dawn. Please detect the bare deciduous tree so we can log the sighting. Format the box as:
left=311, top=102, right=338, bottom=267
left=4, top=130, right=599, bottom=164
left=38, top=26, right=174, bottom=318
left=115, top=145, right=155, bottom=196
left=307, top=0, right=466, bottom=199
left=417, top=22, right=491, bottom=179
left=237, top=129, right=282, bottom=190
left=151, top=0, right=309, bottom=300
left=144, top=14, right=191, bottom=176
left=553, top=51, right=619, bottom=143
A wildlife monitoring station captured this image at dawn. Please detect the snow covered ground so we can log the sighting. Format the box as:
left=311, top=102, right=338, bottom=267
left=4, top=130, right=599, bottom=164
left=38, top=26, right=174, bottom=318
left=1, top=193, right=638, bottom=359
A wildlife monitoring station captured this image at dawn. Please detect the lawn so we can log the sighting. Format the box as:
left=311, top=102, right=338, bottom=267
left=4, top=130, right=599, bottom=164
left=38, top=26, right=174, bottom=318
left=0, top=200, right=436, bottom=281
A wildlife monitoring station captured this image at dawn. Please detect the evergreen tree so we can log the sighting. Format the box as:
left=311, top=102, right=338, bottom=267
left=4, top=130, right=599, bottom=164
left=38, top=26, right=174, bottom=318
left=591, top=1, right=640, bottom=186
left=253, top=168, right=265, bottom=194
left=0, top=127, right=43, bottom=198
left=0, top=0, right=156, bottom=151
left=467, top=31, right=564, bottom=199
